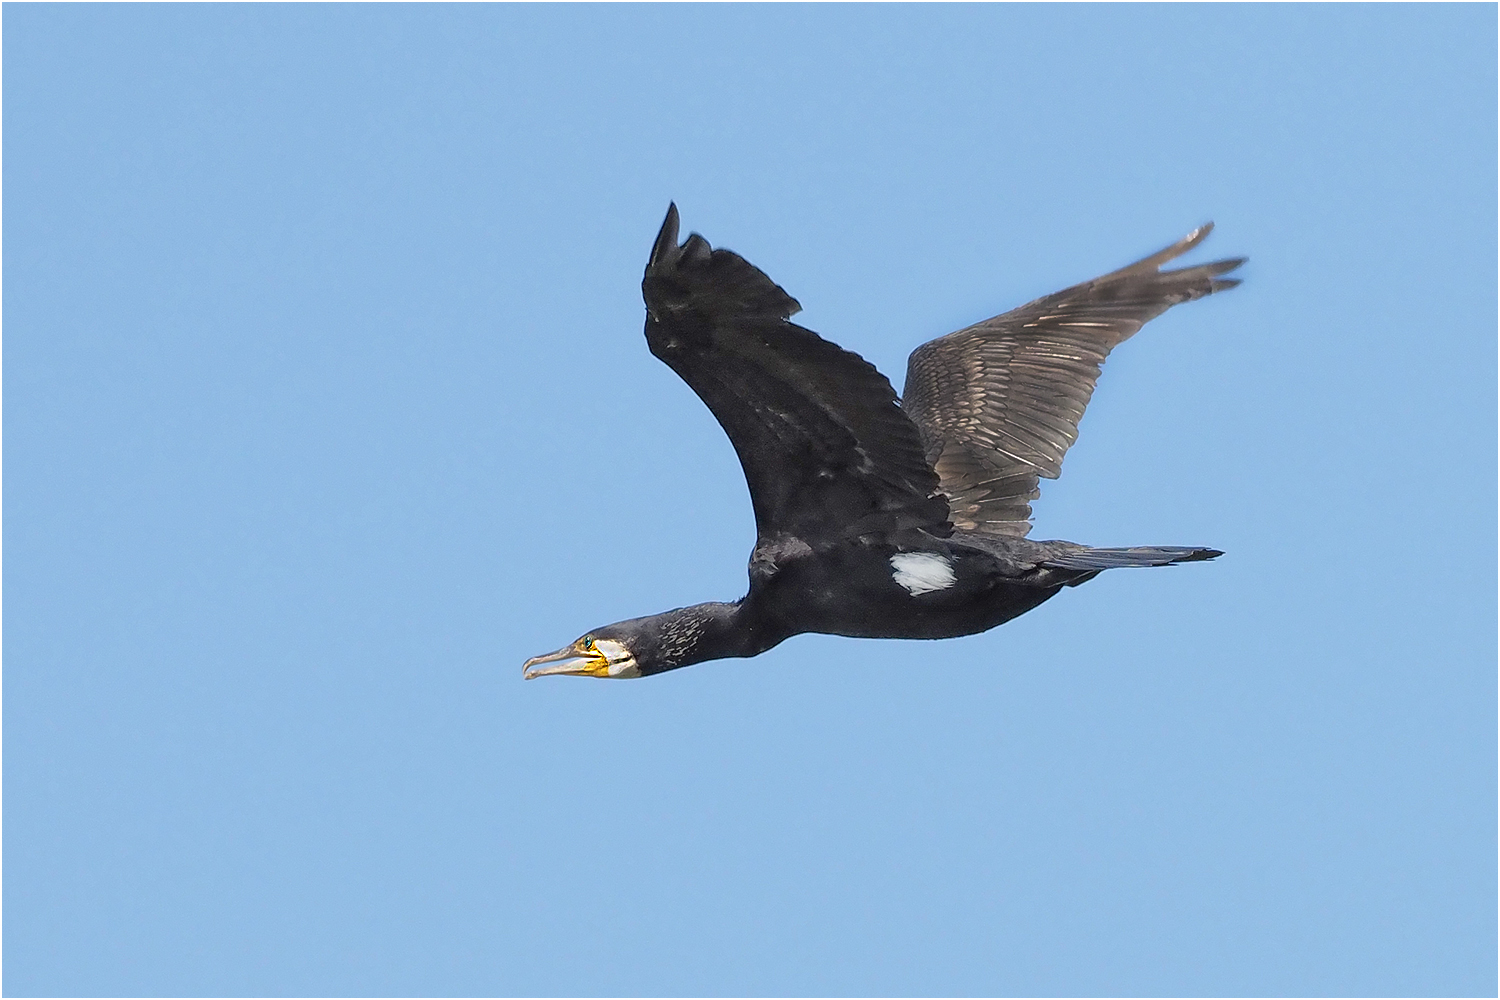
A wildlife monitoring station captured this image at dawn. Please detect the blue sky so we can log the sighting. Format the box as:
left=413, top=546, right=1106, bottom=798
left=6, top=5, right=1495, bottom=996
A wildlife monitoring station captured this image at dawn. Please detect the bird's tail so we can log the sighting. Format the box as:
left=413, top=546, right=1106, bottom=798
left=1042, top=545, right=1223, bottom=571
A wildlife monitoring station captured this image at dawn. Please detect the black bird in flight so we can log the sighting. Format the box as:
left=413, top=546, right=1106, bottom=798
left=524, top=205, right=1243, bottom=680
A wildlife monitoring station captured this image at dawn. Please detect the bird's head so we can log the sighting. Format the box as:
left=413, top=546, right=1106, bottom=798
left=522, top=626, right=642, bottom=680
left=522, top=603, right=757, bottom=680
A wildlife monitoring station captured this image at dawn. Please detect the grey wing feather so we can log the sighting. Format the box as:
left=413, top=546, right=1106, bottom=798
left=901, top=224, right=1244, bottom=536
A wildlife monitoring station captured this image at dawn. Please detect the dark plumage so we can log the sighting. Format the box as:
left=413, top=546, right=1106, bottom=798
left=523, top=205, right=1242, bottom=680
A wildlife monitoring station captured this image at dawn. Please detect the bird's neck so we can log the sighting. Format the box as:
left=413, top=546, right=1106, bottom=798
left=645, top=600, right=786, bottom=674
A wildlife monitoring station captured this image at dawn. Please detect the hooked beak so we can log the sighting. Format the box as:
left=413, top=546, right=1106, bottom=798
left=523, top=644, right=609, bottom=680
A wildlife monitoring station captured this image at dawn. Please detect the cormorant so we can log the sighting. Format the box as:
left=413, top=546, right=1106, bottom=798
left=524, top=205, right=1242, bottom=680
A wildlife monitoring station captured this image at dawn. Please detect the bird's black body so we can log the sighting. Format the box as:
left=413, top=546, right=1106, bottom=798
left=747, top=533, right=1074, bottom=642
left=523, top=206, right=1241, bottom=680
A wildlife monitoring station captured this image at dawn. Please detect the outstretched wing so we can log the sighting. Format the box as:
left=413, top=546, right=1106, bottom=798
left=901, top=225, right=1244, bottom=536
left=641, top=205, right=948, bottom=558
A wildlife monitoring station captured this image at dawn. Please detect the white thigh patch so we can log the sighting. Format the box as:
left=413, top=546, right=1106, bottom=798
left=889, top=552, right=957, bottom=596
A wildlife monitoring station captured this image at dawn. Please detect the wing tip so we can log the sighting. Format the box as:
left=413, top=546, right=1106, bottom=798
left=1129, top=222, right=1250, bottom=280
left=641, top=204, right=803, bottom=322
left=1200, top=255, right=1247, bottom=293
left=649, top=202, right=682, bottom=269
left=1118, top=224, right=1213, bottom=276
left=1139, top=234, right=1246, bottom=298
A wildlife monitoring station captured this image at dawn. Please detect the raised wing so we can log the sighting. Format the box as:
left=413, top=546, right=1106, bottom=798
left=641, top=205, right=948, bottom=559
left=901, top=225, right=1244, bottom=536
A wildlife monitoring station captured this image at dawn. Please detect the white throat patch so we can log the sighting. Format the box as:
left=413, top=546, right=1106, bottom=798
left=889, top=552, right=957, bottom=596
left=595, top=638, right=641, bottom=678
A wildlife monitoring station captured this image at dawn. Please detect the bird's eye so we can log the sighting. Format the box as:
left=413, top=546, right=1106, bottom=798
left=582, top=635, right=595, bottom=649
